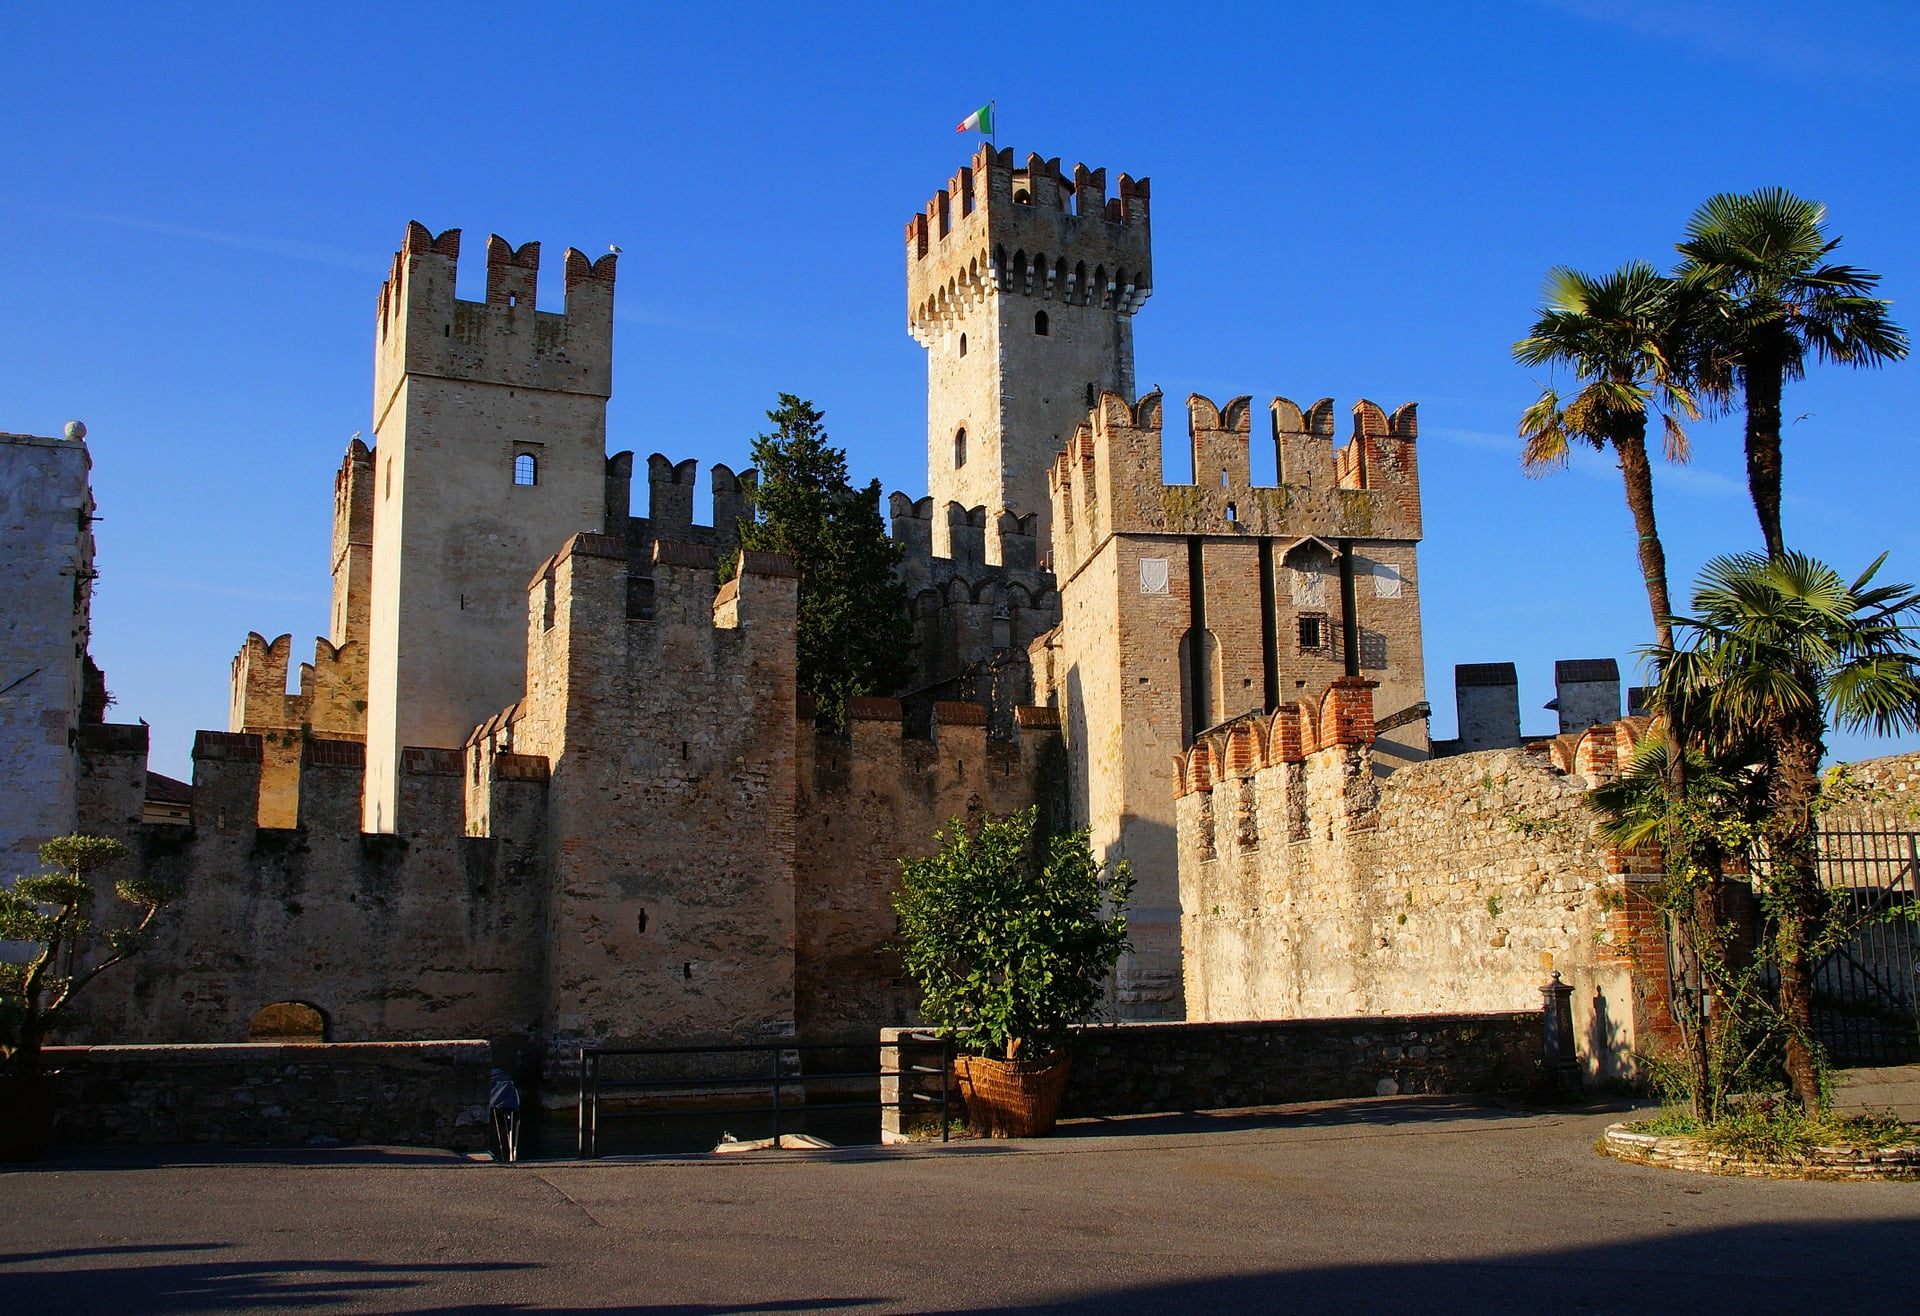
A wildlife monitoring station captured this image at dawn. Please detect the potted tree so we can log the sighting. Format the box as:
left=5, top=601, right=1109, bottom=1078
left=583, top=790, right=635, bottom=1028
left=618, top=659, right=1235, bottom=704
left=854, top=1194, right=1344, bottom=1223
left=894, top=807, right=1132, bottom=1137
left=0, top=834, right=172, bottom=1161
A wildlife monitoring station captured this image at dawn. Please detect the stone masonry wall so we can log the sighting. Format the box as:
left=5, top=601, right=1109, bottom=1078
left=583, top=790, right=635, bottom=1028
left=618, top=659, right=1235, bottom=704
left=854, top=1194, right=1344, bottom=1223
left=74, top=728, right=550, bottom=1059
left=46, top=1040, right=492, bottom=1151
left=1, top=431, right=93, bottom=878
left=882, top=1011, right=1543, bottom=1134
left=1177, top=704, right=1671, bottom=1082
left=498, top=536, right=801, bottom=1070
left=1058, top=1013, right=1541, bottom=1116
left=795, top=700, right=1062, bottom=1042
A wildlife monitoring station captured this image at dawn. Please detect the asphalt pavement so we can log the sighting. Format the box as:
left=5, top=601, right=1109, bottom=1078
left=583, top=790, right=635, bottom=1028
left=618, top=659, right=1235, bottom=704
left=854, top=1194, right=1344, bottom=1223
left=3, top=1096, right=1917, bottom=1314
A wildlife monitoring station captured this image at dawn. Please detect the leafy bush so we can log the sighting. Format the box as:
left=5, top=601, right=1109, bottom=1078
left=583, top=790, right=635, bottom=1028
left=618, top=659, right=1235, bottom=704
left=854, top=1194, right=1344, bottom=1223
left=1, top=835, right=172, bottom=1075
left=893, top=808, right=1132, bottom=1060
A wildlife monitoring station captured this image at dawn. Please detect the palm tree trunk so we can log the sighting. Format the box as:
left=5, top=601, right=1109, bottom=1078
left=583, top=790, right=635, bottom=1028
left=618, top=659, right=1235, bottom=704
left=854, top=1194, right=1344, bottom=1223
left=1742, top=354, right=1786, bottom=559
left=1769, top=723, right=1827, bottom=1113
left=1613, top=426, right=1676, bottom=651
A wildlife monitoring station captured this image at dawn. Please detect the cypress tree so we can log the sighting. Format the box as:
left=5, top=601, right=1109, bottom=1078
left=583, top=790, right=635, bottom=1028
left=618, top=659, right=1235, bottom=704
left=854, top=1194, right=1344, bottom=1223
left=726, top=394, right=915, bottom=728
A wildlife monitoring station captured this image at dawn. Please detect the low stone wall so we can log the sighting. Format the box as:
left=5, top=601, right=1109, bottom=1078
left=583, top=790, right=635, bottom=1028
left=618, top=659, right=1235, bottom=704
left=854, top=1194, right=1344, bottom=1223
left=44, top=1041, right=492, bottom=1151
left=1057, top=1013, right=1541, bottom=1117
left=1603, top=1123, right=1920, bottom=1181
left=882, top=1011, right=1543, bottom=1136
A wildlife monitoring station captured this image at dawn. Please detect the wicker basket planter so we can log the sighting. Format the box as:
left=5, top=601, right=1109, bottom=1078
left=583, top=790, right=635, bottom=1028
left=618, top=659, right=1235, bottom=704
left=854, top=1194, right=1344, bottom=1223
left=954, top=1053, right=1071, bottom=1138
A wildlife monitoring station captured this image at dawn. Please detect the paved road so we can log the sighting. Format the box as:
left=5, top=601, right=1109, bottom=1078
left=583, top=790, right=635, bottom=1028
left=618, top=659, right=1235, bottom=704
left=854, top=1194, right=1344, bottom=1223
left=3, top=1097, right=1917, bottom=1314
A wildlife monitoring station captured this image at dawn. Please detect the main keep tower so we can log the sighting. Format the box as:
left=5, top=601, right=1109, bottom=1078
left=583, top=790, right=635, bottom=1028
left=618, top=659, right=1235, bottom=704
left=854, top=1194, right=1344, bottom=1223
left=907, top=146, right=1151, bottom=561
left=363, top=224, right=618, bottom=831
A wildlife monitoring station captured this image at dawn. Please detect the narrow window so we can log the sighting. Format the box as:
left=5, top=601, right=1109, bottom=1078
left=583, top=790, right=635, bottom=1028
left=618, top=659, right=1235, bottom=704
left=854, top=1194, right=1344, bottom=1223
left=953, top=427, right=968, bottom=469
left=385, top=457, right=392, bottom=499
left=1225, top=502, right=1237, bottom=523
left=1034, top=310, right=1049, bottom=336
left=514, top=453, right=537, bottom=486
left=958, top=332, right=968, bottom=357
left=1298, top=613, right=1326, bottom=653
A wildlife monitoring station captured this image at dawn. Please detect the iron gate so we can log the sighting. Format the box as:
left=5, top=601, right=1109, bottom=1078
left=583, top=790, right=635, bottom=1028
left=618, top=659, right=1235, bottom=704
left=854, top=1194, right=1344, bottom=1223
left=1811, top=826, right=1920, bottom=1067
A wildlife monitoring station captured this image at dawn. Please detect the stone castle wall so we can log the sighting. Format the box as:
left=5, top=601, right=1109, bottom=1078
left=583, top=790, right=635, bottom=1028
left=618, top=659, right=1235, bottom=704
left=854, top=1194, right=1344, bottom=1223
left=74, top=725, right=550, bottom=1058
left=1176, top=700, right=1672, bottom=1081
left=795, top=700, right=1063, bottom=1042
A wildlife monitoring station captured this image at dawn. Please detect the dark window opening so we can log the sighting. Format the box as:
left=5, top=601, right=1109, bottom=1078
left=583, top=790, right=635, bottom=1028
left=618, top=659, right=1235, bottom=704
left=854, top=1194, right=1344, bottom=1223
left=1034, top=310, right=1049, bottom=336
left=1298, top=613, right=1327, bottom=653
left=514, top=453, right=537, bottom=486
left=1014, top=189, right=1031, bottom=205
left=958, top=332, right=968, bottom=357
left=954, top=427, right=967, bottom=468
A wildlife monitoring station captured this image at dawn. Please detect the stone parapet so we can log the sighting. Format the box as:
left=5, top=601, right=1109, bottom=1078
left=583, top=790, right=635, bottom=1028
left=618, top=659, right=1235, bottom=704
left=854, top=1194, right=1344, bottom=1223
left=45, top=1040, right=492, bottom=1151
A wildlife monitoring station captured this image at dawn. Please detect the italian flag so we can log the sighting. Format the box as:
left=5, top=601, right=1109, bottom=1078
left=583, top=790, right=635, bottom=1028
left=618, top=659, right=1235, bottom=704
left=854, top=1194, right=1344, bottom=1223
left=956, top=102, right=994, bottom=134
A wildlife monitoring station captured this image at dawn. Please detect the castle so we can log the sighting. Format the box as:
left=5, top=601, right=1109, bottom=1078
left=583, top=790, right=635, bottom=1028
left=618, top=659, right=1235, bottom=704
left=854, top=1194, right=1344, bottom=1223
left=8, top=146, right=1693, bottom=1086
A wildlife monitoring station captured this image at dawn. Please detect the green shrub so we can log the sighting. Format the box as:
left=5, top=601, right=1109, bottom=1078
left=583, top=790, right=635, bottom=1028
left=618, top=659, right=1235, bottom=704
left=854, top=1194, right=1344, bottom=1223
left=893, top=808, right=1132, bottom=1060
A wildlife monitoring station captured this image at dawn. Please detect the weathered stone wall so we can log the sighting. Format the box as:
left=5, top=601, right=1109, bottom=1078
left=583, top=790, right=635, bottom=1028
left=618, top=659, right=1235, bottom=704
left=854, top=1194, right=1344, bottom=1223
left=882, top=1011, right=1542, bottom=1134
left=493, top=536, right=801, bottom=1068
left=45, top=1040, right=491, bottom=1151
left=74, top=728, right=550, bottom=1058
left=1177, top=706, right=1671, bottom=1081
left=795, top=701, right=1062, bottom=1042
left=1035, top=392, right=1427, bottom=1021
left=364, top=225, right=618, bottom=832
left=1059, top=1013, right=1541, bottom=1116
left=1821, top=751, right=1920, bottom=829
left=1, top=430, right=93, bottom=878
left=908, top=144, right=1151, bottom=558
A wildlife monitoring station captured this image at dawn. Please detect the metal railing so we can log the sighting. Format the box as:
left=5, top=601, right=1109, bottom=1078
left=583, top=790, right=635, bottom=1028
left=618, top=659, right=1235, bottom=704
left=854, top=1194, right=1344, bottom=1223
left=1812, top=827, right=1920, bottom=1067
left=575, top=1035, right=953, bottom=1158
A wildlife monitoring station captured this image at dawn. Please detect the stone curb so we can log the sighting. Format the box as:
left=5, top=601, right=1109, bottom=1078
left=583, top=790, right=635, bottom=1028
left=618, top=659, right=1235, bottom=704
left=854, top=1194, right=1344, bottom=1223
left=1600, top=1121, right=1920, bottom=1181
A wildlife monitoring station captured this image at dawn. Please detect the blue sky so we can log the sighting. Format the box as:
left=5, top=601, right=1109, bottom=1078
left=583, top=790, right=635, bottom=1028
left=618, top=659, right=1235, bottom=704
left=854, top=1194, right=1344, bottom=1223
left=6, top=1, right=1918, bottom=776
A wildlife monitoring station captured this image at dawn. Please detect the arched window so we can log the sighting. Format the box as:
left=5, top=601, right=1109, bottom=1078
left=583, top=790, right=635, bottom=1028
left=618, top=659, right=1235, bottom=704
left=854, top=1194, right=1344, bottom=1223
left=953, top=428, right=968, bottom=468
left=958, top=332, right=968, bottom=357
left=1034, top=310, right=1049, bottom=336
left=513, top=453, right=537, bottom=486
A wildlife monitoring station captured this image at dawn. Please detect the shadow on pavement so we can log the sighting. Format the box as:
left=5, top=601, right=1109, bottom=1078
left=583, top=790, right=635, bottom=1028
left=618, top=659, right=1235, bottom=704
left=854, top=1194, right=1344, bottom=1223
left=1051, top=1092, right=1607, bottom=1139
left=5, top=1219, right=1918, bottom=1313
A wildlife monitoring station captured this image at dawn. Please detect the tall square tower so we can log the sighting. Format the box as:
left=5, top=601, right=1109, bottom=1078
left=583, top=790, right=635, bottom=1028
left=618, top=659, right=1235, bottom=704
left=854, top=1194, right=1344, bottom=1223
left=364, top=224, right=617, bottom=831
left=908, top=148, right=1151, bottom=561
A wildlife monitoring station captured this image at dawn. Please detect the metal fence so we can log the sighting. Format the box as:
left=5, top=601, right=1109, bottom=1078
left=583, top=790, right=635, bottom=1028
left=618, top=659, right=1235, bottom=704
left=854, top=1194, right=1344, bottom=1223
left=1812, top=827, right=1920, bottom=1067
left=575, top=1036, right=953, bottom=1158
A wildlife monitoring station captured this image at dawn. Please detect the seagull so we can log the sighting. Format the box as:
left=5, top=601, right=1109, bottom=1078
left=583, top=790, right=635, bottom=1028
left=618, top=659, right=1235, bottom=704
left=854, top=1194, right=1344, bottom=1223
left=1794, top=413, right=1814, bottom=424
left=608, top=245, right=623, bottom=254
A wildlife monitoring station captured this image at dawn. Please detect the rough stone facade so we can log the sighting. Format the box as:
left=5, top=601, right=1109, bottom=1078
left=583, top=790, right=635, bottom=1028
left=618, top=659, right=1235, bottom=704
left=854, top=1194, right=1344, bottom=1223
left=1175, top=703, right=1674, bottom=1081
left=45, top=1041, right=491, bottom=1151
left=0, top=430, right=94, bottom=878
left=908, top=146, right=1150, bottom=559
left=362, top=227, right=619, bottom=833
left=881, top=1010, right=1542, bottom=1135
left=32, top=146, right=1737, bottom=1100
left=1030, top=391, right=1427, bottom=1019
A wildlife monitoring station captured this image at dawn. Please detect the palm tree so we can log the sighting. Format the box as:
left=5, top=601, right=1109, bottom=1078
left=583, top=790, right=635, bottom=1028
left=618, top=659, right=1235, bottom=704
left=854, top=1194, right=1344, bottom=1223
left=1663, top=551, right=1920, bottom=1110
left=1676, top=189, right=1909, bottom=560
left=1514, top=262, right=1700, bottom=651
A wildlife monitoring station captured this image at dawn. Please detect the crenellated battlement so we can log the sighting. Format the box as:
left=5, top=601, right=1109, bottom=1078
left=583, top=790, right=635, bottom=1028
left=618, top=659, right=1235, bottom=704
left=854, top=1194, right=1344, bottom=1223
left=373, top=221, right=616, bottom=419
left=602, top=452, right=757, bottom=565
left=907, top=145, right=1152, bottom=343
left=1048, top=390, right=1422, bottom=581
